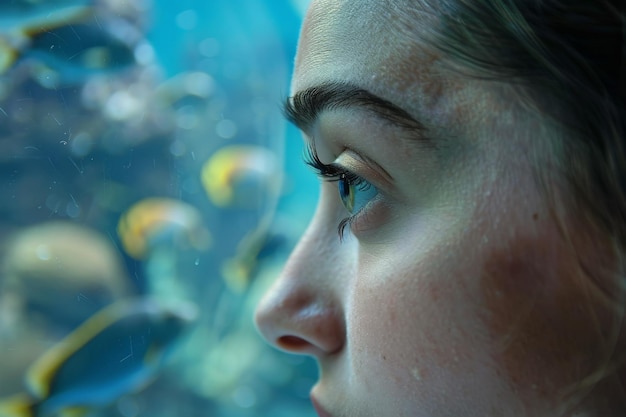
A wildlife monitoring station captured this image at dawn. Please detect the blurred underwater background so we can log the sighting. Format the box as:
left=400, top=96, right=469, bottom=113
left=0, top=1, right=319, bottom=416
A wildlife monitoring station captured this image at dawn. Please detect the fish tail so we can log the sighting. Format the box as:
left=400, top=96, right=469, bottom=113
left=0, top=39, right=19, bottom=74
left=0, top=393, right=36, bottom=417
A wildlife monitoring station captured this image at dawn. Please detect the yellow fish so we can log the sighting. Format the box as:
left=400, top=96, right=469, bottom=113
left=117, top=197, right=211, bottom=259
left=0, top=297, right=198, bottom=417
left=200, top=145, right=280, bottom=209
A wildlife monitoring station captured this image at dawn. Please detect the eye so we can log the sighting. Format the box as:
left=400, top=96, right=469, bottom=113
left=338, top=172, right=378, bottom=214
left=303, top=143, right=382, bottom=238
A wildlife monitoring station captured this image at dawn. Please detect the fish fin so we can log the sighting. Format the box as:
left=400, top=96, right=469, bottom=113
left=26, top=301, right=131, bottom=398
left=0, top=393, right=36, bottom=417
left=59, top=406, right=92, bottom=417
left=221, top=257, right=252, bottom=294
left=0, top=39, right=19, bottom=74
left=22, top=6, right=93, bottom=37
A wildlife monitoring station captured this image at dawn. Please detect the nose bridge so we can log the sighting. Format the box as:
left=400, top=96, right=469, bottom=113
left=254, top=205, right=350, bottom=357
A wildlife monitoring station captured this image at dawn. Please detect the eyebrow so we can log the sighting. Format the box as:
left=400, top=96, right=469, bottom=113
left=283, top=81, right=429, bottom=139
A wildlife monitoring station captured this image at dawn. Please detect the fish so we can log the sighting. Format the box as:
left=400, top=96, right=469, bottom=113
left=0, top=297, right=198, bottom=417
left=0, top=3, right=92, bottom=73
left=222, top=225, right=287, bottom=293
left=0, top=1, right=91, bottom=26
left=23, top=21, right=139, bottom=85
left=200, top=145, right=281, bottom=209
left=117, top=198, right=211, bottom=259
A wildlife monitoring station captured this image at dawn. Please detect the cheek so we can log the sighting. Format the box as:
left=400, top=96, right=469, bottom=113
left=346, top=238, right=511, bottom=414
left=480, top=230, right=614, bottom=407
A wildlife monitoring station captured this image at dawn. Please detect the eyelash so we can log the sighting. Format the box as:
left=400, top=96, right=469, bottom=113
left=303, top=144, right=374, bottom=239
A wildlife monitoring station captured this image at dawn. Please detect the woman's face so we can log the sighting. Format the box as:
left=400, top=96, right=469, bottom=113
left=255, top=1, right=609, bottom=416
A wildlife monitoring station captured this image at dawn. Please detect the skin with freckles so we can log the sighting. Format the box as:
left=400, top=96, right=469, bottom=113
left=255, top=1, right=624, bottom=416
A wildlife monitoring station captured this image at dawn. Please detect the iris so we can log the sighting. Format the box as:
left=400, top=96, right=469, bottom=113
left=338, top=173, right=378, bottom=214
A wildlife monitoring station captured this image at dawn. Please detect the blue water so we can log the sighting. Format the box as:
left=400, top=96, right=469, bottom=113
left=0, top=1, right=319, bottom=416
left=148, top=0, right=318, bottom=220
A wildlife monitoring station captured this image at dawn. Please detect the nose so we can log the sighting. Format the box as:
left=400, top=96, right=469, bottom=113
left=254, top=206, right=348, bottom=357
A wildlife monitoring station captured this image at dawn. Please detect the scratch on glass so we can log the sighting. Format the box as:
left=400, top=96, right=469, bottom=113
left=120, top=336, right=134, bottom=363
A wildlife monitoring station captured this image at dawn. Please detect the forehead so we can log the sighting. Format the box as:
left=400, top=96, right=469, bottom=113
left=292, top=0, right=452, bottom=118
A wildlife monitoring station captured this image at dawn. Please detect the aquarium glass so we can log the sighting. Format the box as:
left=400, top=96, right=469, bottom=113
left=0, top=1, right=318, bottom=416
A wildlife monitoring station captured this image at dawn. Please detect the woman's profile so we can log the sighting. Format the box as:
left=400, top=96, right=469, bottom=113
left=255, top=1, right=626, bottom=416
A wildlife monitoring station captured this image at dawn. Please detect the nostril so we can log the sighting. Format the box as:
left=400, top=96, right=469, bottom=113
left=255, top=281, right=346, bottom=356
left=277, top=335, right=311, bottom=351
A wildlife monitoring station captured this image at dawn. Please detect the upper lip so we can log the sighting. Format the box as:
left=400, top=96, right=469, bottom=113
left=311, top=395, right=333, bottom=417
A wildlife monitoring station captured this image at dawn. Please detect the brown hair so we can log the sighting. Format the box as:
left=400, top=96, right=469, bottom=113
left=421, top=0, right=625, bottom=413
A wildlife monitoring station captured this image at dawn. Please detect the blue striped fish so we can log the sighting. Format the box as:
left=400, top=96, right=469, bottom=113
left=0, top=297, right=197, bottom=417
